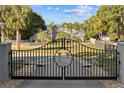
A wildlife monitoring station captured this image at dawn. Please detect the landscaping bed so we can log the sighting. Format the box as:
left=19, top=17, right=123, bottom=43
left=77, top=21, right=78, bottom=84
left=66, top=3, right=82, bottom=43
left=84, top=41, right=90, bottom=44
left=0, top=80, right=24, bottom=88
left=100, top=80, right=124, bottom=88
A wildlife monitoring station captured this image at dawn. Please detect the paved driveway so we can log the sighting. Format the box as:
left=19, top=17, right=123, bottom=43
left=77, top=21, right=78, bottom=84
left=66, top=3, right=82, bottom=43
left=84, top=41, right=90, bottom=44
left=20, top=80, right=101, bottom=88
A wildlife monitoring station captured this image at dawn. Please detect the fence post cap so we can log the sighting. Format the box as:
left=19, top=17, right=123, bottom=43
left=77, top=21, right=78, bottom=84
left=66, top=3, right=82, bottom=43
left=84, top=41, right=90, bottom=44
left=117, top=42, right=124, bottom=46
left=0, top=42, right=11, bottom=45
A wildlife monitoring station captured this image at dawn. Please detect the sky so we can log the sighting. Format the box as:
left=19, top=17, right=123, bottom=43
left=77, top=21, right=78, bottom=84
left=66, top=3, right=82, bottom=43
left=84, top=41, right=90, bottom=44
left=30, top=5, right=100, bottom=25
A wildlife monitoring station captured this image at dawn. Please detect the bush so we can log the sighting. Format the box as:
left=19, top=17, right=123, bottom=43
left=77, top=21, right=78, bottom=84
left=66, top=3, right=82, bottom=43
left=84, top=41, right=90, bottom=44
left=109, top=33, right=117, bottom=42
left=38, top=31, right=51, bottom=43
left=73, top=36, right=82, bottom=42
left=86, top=30, right=96, bottom=39
left=56, top=32, right=70, bottom=39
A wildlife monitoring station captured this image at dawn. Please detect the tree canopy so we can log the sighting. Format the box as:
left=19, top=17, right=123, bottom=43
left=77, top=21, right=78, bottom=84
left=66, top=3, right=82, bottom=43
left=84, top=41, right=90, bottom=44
left=83, top=5, right=124, bottom=41
left=0, top=5, right=46, bottom=49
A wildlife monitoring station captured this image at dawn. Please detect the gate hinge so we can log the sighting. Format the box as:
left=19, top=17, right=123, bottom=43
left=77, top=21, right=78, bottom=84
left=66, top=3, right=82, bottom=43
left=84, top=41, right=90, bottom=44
left=117, top=74, right=119, bottom=77
left=9, top=74, right=11, bottom=78
left=119, top=61, right=121, bottom=64
left=117, top=52, right=120, bottom=55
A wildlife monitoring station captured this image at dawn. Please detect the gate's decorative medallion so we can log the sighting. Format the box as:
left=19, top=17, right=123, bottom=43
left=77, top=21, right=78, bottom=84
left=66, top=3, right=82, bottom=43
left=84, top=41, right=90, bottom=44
left=55, top=49, right=72, bottom=67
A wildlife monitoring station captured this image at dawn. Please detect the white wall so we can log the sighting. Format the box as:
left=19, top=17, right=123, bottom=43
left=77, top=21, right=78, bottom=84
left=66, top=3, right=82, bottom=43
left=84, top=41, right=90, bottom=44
left=90, top=38, right=96, bottom=44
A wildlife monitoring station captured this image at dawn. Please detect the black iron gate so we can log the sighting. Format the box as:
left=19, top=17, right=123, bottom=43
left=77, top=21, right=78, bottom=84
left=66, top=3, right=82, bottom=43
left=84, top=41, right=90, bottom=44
left=10, top=38, right=117, bottom=80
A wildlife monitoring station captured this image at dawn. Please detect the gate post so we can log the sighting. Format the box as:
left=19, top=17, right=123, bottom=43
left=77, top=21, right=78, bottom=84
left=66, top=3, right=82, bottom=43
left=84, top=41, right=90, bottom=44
left=117, top=42, right=124, bottom=83
left=0, top=42, right=11, bottom=83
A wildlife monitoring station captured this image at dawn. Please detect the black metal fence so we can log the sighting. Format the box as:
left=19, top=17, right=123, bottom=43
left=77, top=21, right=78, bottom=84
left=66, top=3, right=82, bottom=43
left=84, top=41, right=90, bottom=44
left=10, top=38, right=117, bottom=80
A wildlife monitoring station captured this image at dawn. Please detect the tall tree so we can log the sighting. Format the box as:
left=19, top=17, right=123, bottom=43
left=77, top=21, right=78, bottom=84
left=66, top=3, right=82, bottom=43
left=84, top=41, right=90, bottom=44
left=48, top=22, right=57, bottom=40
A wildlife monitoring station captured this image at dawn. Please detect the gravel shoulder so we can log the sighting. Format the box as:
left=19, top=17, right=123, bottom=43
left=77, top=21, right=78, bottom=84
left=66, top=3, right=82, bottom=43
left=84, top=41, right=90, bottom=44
left=0, top=80, right=24, bottom=88
left=100, top=80, right=124, bottom=88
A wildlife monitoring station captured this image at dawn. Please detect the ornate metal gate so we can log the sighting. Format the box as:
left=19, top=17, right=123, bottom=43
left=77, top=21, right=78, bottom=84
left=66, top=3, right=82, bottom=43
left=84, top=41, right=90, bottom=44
left=10, top=38, right=117, bottom=80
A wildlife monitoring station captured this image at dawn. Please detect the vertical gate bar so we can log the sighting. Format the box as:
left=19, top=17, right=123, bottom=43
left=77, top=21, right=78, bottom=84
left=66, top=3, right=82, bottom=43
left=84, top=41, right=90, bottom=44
left=87, top=46, right=88, bottom=77
left=28, top=50, right=29, bottom=77
left=16, top=50, right=17, bottom=76
left=47, top=44, right=49, bottom=77
left=12, top=51, right=14, bottom=76
left=76, top=42, right=77, bottom=77
left=44, top=46, right=46, bottom=77
left=85, top=46, right=87, bottom=77
left=22, top=51, right=23, bottom=76
left=73, top=40, right=75, bottom=77
left=36, top=49, right=38, bottom=77
left=24, top=50, right=27, bottom=76
left=32, top=49, right=34, bottom=77
left=21, top=50, right=25, bottom=76
left=89, top=47, right=91, bottom=77
left=58, top=39, right=61, bottom=77
left=98, top=50, right=101, bottom=77
left=61, top=67, right=63, bottom=80
left=108, top=50, right=109, bottom=77
left=111, top=46, right=113, bottom=77
left=19, top=50, right=20, bottom=77
left=101, top=50, right=103, bottom=77
left=23, top=50, right=25, bottom=77
left=67, top=39, right=69, bottom=77
left=52, top=41, right=54, bottom=77
left=15, top=51, right=16, bottom=76
left=17, top=51, right=18, bottom=77
left=10, top=50, right=12, bottom=77
left=111, top=49, right=113, bottom=77
left=108, top=48, right=112, bottom=77
left=88, top=47, right=89, bottom=77
left=50, top=42, right=51, bottom=77
left=26, top=50, right=29, bottom=76
left=112, top=50, right=114, bottom=77
left=11, top=50, right=13, bottom=77
left=35, top=49, right=38, bottom=77
left=116, top=49, right=117, bottom=77
left=112, top=49, right=114, bottom=77
left=90, top=47, right=92, bottom=77
left=29, top=50, right=31, bottom=76
left=79, top=44, right=80, bottom=77
left=62, top=66, right=64, bottom=80
left=22, top=50, right=23, bottom=76
left=113, top=49, right=115, bottom=77
left=40, top=48, right=42, bottom=77
left=82, top=45, right=84, bottom=77
left=37, top=48, right=40, bottom=77
left=56, top=40, right=57, bottom=77
left=99, top=50, right=101, bottom=77
left=104, top=49, right=106, bottom=77
left=106, top=50, right=109, bottom=77
left=38, top=48, right=40, bottom=77
left=25, top=50, right=27, bottom=77
left=70, top=40, right=72, bottom=77
left=41, top=48, right=42, bottom=77
left=43, top=47, right=46, bottom=76
left=95, top=49, right=97, bottom=77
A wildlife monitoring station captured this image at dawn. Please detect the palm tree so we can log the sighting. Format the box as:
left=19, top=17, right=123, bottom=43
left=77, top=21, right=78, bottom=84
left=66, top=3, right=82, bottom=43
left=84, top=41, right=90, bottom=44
left=48, top=22, right=57, bottom=40
left=5, top=6, right=33, bottom=50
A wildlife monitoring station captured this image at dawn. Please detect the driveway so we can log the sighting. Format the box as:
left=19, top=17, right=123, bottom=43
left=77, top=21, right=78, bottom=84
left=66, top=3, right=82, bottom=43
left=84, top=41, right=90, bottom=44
left=20, top=80, right=102, bottom=88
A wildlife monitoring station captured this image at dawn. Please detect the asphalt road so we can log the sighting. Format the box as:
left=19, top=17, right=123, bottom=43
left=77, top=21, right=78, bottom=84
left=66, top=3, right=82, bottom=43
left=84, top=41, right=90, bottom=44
left=20, top=80, right=101, bottom=88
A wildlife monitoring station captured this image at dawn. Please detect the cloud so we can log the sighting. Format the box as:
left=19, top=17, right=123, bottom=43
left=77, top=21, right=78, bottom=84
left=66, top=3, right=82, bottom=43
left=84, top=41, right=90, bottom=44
left=64, top=5, right=94, bottom=17
left=47, top=6, right=52, bottom=10
left=47, top=6, right=60, bottom=11
left=56, top=7, right=60, bottom=10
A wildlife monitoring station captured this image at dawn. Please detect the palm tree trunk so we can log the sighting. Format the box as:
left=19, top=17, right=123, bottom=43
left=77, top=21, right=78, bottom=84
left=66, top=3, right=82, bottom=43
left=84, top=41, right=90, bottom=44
left=16, top=30, right=20, bottom=50
left=1, top=31, right=4, bottom=42
left=120, top=34, right=124, bottom=41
